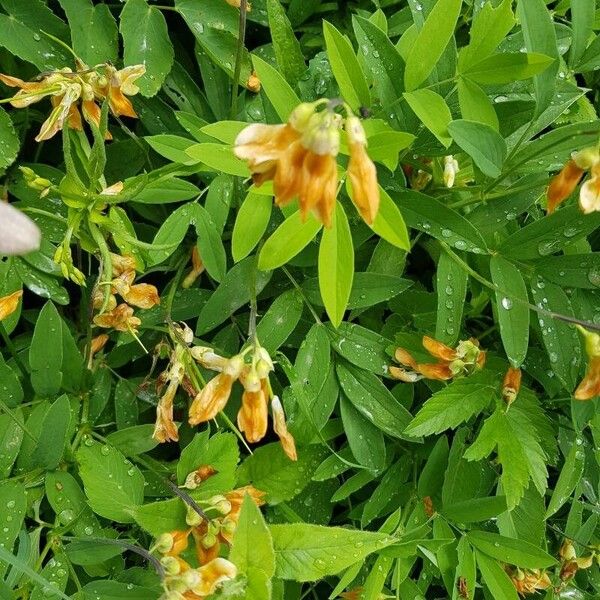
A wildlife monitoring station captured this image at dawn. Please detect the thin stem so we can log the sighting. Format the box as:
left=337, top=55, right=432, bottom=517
left=282, top=266, right=322, bottom=324
left=87, top=220, right=113, bottom=314
left=0, top=322, right=29, bottom=378
left=230, top=0, right=249, bottom=120
left=441, top=243, right=600, bottom=333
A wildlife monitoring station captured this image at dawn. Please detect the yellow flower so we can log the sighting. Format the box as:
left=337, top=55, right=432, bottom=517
left=90, top=333, right=109, bottom=356
left=238, top=373, right=269, bottom=443
left=182, top=247, right=205, bottom=289
left=547, top=160, right=585, bottom=214
left=0, top=290, right=22, bottom=321
left=346, top=116, right=379, bottom=224
left=574, top=326, right=600, bottom=400
left=507, top=567, right=552, bottom=596
left=579, top=162, right=600, bottom=214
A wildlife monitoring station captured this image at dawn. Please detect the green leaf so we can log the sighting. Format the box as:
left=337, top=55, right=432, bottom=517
left=498, top=206, right=600, bottom=260
left=545, top=437, right=585, bottom=518
left=267, top=0, right=305, bottom=83
left=323, top=20, right=370, bottom=109
left=530, top=276, right=581, bottom=389
left=176, top=0, right=252, bottom=85
left=393, top=190, right=488, bottom=254
left=318, top=204, right=354, bottom=327
left=403, top=89, right=453, bottom=147
left=328, top=322, right=392, bottom=376
left=533, top=254, right=600, bottom=290
left=176, top=431, right=239, bottom=492
left=443, top=497, right=508, bottom=523
left=77, top=439, right=145, bottom=523
left=366, top=187, right=410, bottom=250
left=459, top=0, right=515, bottom=69
left=435, top=252, right=468, bottom=346
left=81, top=582, right=158, bottom=600
left=0, top=108, right=19, bottom=170
left=352, top=16, right=404, bottom=110
left=269, top=523, right=394, bottom=582
left=31, top=395, right=71, bottom=470
left=464, top=409, right=547, bottom=510
left=30, top=550, right=69, bottom=600
left=337, top=361, right=413, bottom=439
left=404, top=0, right=462, bottom=91
left=131, top=498, right=187, bottom=536
left=490, top=256, right=530, bottom=367
left=58, top=0, right=118, bottom=65
left=0, top=355, right=23, bottom=408
left=405, top=372, right=496, bottom=437
left=255, top=289, right=303, bottom=353
left=144, top=135, right=197, bottom=164
left=0, top=481, right=26, bottom=578
left=0, top=1, right=71, bottom=70
left=258, top=211, right=322, bottom=271
left=447, top=120, right=507, bottom=178
left=453, top=537, right=477, bottom=600
left=230, top=495, right=275, bottom=600
left=475, top=550, right=519, bottom=600
left=340, top=394, right=386, bottom=470
left=457, top=78, right=499, bottom=130
left=29, top=301, right=63, bottom=396
left=516, top=0, right=558, bottom=114
left=232, top=192, right=272, bottom=262
left=0, top=411, right=24, bottom=478
left=106, top=425, right=159, bottom=456
left=238, top=443, right=326, bottom=504
left=347, top=273, right=412, bottom=309
left=186, top=143, right=250, bottom=176
left=147, top=202, right=195, bottom=266
left=569, top=0, right=595, bottom=68
left=469, top=531, right=556, bottom=569
left=194, top=204, right=227, bottom=282
left=120, top=0, right=174, bottom=96
left=462, top=52, right=554, bottom=85
left=252, top=55, right=301, bottom=121
left=196, top=257, right=272, bottom=334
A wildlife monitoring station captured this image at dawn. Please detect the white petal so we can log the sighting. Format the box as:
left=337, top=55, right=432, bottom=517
left=0, top=203, right=41, bottom=255
left=579, top=178, right=600, bottom=214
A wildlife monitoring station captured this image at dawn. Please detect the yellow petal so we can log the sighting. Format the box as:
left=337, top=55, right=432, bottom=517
left=0, top=290, right=22, bottom=321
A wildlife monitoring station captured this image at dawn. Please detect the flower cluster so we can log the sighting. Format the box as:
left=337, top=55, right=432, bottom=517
left=0, top=62, right=145, bottom=141
left=189, top=342, right=297, bottom=460
left=547, top=146, right=600, bottom=214
left=154, top=486, right=264, bottom=599
left=573, top=325, right=600, bottom=400
left=93, top=253, right=160, bottom=333
left=234, top=100, right=379, bottom=228
left=389, top=336, right=486, bottom=383
left=505, top=566, right=551, bottom=596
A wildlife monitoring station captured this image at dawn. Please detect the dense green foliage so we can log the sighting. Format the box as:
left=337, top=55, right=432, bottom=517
left=1, top=0, right=600, bottom=599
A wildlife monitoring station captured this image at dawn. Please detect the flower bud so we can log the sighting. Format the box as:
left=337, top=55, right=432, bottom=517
left=443, top=155, right=459, bottom=188
left=221, top=518, right=237, bottom=536
left=185, top=505, right=204, bottom=527
left=225, top=355, right=245, bottom=379
left=201, top=533, right=218, bottom=549
left=289, top=102, right=317, bottom=132
left=155, top=533, right=174, bottom=554
left=160, top=555, right=181, bottom=576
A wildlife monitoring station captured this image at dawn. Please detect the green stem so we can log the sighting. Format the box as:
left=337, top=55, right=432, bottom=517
left=282, top=266, right=322, bottom=324
left=87, top=220, right=113, bottom=314
left=0, top=322, right=29, bottom=378
left=230, top=0, right=249, bottom=120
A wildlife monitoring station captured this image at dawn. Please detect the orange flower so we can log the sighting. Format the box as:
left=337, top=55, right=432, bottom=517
left=189, top=558, right=237, bottom=597
left=188, top=356, right=244, bottom=424
left=90, top=334, right=109, bottom=356
left=155, top=529, right=191, bottom=557
left=0, top=290, right=22, bottom=321
left=574, top=326, right=600, bottom=400
left=93, top=303, right=141, bottom=332
left=547, top=160, right=585, bottom=213
left=507, top=567, right=552, bottom=596
left=182, top=247, right=205, bottom=289
left=247, top=70, right=260, bottom=92
left=96, top=65, right=145, bottom=118
left=347, top=116, right=379, bottom=224
left=271, top=396, right=297, bottom=461
left=234, top=101, right=343, bottom=227
left=226, top=486, right=266, bottom=523
left=110, top=253, right=137, bottom=276
left=237, top=373, right=269, bottom=443
left=502, top=367, right=522, bottom=406
left=390, top=336, right=485, bottom=383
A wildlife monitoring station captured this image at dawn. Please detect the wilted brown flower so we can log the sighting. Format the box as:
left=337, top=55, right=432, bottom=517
left=502, top=367, right=522, bottom=406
